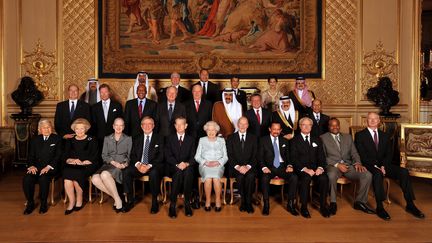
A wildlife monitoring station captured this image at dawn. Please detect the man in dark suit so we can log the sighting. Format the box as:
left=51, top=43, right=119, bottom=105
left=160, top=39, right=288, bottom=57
left=54, top=84, right=91, bottom=138
left=291, top=117, right=330, bottom=218
left=259, top=122, right=298, bottom=216
left=90, top=84, right=123, bottom=145
left=184, top=84, right=213, bottom=141
left=321, top=118, right=374, bottom=216
left=23, top=119, right=62, bottom=215
left=184, top=84, right=212, bottom=209
left=230, top=76, right=247, bottom=111
left=246, top=93, right=271, bottom=138
left=124, top=84, right=158, bottom=138
left=227, top=117, right=257, bottom=214
left=355, top=112, right=425, bottom=220
left=307, top=99, right=329, bottom=138
left=165, top=117, right=196, bottom=218
left=157, top=86, right=186, bottom=138
left=159, top=72, right=191, bottom=103
left=122, top=116, right=164, bottom=214
left=193, top=69, right=219, bottom=104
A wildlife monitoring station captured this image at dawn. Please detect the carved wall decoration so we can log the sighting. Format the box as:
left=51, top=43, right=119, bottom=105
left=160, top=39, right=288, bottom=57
left=361, top=41, right=398, bottom=101
left=21, top=39, right=58, bottom=100
left=63, top=0, right=96, bottom=94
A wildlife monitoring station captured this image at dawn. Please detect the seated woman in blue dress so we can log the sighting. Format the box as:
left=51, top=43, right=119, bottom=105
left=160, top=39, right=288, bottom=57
left=194, top=121, right=228, bottom=212
left=63, top=118, right=98, bottom=215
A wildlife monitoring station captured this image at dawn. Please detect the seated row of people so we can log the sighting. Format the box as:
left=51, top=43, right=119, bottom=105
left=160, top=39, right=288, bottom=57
left=23, top=112, right=425, bottom=221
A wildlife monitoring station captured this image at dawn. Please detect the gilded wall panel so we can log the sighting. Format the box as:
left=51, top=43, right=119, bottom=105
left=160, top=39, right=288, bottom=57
left=62, top=0, right=96, bottom=94
left=312, top=0, right=357, bottom=105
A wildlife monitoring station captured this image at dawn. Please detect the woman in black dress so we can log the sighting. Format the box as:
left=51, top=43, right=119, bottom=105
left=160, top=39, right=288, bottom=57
left=63, top=118, right=98, bottom=215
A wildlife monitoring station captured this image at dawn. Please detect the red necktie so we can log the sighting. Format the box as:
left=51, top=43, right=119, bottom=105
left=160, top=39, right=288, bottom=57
left=373, top=130, right=379, bottom=150
left=256, top=109, right=261, bottom=124
left=179, top=135, right=183, bottom=146
left=195, top=100, right=200, bottom=112
left=138, top=101, right=143, bottom=118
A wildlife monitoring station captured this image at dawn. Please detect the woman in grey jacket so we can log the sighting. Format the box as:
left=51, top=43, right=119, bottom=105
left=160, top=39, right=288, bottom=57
left=92, top=118, right=132, bottom=212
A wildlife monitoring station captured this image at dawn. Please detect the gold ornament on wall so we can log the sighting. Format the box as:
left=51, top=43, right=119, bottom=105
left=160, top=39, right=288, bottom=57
left=361, top=41, right=398, bottom=100
left=21, top=39, right=58, bottom=100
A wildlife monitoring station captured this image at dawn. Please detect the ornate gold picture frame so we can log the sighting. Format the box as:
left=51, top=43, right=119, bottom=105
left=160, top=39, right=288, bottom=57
left=98, top=0, right=322, bottom=79
left=400, top=123, right=432, bottom=179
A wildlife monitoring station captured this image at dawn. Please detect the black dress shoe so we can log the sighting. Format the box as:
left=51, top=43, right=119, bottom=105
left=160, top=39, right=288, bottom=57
left=246, top=204, right=254, bottom=214
left=239, top=204, right=246, bottom=212
left=376, top=207, right=391, bottom=221
left=287, top=200, right=299, bottom=216
left=122, top=203, right=133, bottom=213
left=169, top=206, right=177, bottom=218
left=185, top=205, right=193, bottom=217
left=73, top=205, right=83, bottom=212
left=353, top=201, right=375, bottom=214
left=215, top=206, right=222, bottom=212
left=329, top=202, right=337, bottom=215
left=23, top=203, right=35, bottom=215
left=150, top=203, right=159, bottom=214
left=406, top=205, right=425, bottom=219
left=39, top=204, right=48, bottom=214
left=64, top=208, right=74, bottom=215
left=300, top=207, right=311, bottom=218
left=114, top=206, right=124, bottom=213
left=320, top=207, right=331, bottom=218
left=262, top=204, right=270, bottom=216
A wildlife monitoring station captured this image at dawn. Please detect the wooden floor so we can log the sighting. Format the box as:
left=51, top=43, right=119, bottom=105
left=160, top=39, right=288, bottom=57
left=1, top=168, right=431, bottom=243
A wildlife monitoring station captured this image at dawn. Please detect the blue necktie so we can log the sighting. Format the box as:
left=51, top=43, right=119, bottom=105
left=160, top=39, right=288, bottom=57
left=273, top=137, right=280, bottom=168
left=141, top=136, right=150, bottom=164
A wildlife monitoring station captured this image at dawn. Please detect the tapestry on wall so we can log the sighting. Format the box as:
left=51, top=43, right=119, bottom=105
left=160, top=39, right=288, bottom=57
left=98, top=0, right=322, bottom=79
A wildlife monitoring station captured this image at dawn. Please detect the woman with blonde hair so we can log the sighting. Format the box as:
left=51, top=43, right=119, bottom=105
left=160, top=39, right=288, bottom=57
left=63, top=118, right=98, bottom=215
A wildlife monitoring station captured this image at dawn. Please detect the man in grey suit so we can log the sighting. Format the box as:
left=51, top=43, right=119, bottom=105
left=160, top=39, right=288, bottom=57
left=320, top=118, right=374, bottom=215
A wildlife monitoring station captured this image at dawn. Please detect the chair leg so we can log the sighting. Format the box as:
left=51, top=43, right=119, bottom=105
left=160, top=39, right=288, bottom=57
left=88, top=180, right=93, bottom=203
left=159, top=180, right=164, bottom=202
left=339, top=184, right=343, bottom=199
left=50, top=178, right=55, bottom=206
left=230, top=180, right=235, bottom=205
left=222, top=179, right=227, bottom=205
left=385, top=179, right=391, bottom=204
left=132, top=182, right=136, bottom=200
left=198, top=178, right=202, bottom=204
left=280, top=184, right=285, bottom=202
left=163, top=180, right=168, bottom=204
left=142, top=181, right=145, bottom=197
left=99, top=192, right=104, bottom=204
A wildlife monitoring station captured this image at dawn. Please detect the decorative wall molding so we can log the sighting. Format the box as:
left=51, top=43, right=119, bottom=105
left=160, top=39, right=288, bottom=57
left=311, top=0, right=357, bottom=105
left=361, top=41, right=398, bottom=101
left=62, top=0, right=96, bottom=92
left=21, top=39, right=58, bottom=100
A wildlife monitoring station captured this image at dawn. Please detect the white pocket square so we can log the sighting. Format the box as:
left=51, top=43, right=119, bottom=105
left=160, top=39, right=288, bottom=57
left=282, top=144, right=286, bottom=147
left=155, top=144, right=159, bottom=148
left=112, top=109, right=117, bottom=112
left=312, top=142, right=318, bottom=147
left=50, top=144, right=56, bottom=146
